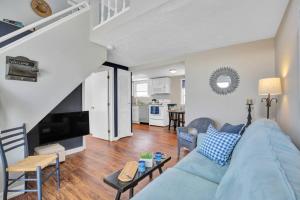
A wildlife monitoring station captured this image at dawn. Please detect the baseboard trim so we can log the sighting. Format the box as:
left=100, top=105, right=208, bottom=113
left=0, top=184, right=25, bottom=199
left=65, top=145, right=85, bottom=155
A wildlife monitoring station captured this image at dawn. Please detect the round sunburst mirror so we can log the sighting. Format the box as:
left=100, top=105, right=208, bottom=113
left=209, top=67, right=240, bottom=95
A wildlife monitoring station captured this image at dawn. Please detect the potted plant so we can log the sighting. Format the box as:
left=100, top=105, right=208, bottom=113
left=140, top=152, right=153, bottom=167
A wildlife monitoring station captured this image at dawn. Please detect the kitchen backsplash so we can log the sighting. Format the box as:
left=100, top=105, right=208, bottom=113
left=133, top=94, right=171, bottom=105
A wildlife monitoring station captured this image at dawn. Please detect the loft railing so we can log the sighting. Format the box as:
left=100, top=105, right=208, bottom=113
left=92, top=0, right=130, bottom=29
left=0, top=2, right=89, bottom=49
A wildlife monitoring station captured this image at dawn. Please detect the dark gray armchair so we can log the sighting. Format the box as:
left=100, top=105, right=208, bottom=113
left=176, top=118, right=215, bottom=159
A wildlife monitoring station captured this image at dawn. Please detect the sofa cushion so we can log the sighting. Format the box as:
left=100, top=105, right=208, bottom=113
left=219, top=123, right=244, bottom=134
left=175, top=150, right=228, bottom=184
left=197, top=125, right=241, bottom=166
left=215, top=119, right=300, bottom=200
left=132, top=168, right=218, bottom=200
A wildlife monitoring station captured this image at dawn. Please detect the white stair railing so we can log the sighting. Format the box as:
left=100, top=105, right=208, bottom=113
left=0, top=2, right=89, bottom=48
left=94, top=0, right=130, bottom=28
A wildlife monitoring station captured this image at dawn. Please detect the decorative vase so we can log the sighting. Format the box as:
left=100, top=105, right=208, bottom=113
left=139, top=158, right=153, bottom=168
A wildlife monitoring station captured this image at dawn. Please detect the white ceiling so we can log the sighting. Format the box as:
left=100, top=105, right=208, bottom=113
left=132, top=62, right=185, bottom=81
left=92, top=0, right=289, bottom=67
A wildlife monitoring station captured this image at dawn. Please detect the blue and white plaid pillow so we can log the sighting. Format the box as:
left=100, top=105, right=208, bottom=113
left=197, top=125, right=241, bottom=166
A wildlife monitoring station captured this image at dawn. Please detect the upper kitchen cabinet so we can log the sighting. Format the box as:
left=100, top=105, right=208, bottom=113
left=150, top=77, right=171, bottom=95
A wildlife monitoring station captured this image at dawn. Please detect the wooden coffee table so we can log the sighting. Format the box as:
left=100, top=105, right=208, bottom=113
left=103, top=156, right=171, bottom=200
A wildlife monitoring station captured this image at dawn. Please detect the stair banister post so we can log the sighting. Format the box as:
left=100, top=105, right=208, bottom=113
left=115, top=0, right=118, bottom=14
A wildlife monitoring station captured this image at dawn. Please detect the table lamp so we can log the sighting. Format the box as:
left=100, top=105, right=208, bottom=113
left=258, top=77, right=282, bottom=119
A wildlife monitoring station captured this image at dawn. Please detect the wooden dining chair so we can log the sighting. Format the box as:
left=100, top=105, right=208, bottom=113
left=177, top=112, right=185, bottom=127
left=0, top=124, right=60, bottom=200
left=168, top=112, right=178, bottom=131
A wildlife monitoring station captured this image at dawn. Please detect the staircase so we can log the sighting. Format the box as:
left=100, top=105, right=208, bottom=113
left=0, top=2, right=108, bottom=197
left=0, top=2, right=107, bottom=131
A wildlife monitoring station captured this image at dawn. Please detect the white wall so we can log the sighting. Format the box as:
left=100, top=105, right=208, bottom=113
left=275, top=0, right=300, bottom=148
left=185, top=39, right=275, bottom=127
left=169, top=75, right=185, bottom=105
left=0, top=0, right=70, bottom=25
left=0, top=9, right=106, bottom=194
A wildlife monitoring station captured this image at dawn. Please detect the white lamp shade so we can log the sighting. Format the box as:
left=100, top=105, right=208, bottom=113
left=258, top=77, right=282, bottom=95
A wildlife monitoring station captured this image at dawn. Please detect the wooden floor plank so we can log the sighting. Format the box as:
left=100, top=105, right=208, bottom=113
left=12, top=124, right=187, bottom=200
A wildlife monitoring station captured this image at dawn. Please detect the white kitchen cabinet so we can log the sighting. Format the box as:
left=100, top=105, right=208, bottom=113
left=150, top=77, right=170, bottom=95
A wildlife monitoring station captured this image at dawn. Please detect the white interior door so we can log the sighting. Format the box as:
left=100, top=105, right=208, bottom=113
left=118, top=69, right=132, bottom=138
left=84, top=71, right=109, bottom=140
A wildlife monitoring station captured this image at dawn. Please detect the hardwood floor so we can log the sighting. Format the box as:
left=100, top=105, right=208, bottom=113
left=12, top=124, right=186, bottom=200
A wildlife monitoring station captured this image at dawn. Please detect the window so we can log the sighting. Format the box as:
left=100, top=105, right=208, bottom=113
left=135, top=81, right=149, bottom=97
left=181, top=79, right=185, bottom=104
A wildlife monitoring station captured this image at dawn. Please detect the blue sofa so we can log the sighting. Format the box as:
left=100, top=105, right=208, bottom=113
left=132, top=119, right=300, bottom=200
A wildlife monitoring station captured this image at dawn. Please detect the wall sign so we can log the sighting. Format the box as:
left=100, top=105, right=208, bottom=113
left=6, top=56, right=39, bottom=82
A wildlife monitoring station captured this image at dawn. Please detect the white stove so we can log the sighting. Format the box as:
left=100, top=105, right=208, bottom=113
left=149, top=100, right=170, bottom=127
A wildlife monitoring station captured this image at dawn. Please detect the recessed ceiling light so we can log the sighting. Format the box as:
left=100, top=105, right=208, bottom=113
left=169, top=69, right=177, bottom=74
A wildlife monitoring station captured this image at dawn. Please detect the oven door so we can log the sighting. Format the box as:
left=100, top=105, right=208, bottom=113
left=149, top=106, right=162, bottom=119
left=150, top=106, right=160, bottom=114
